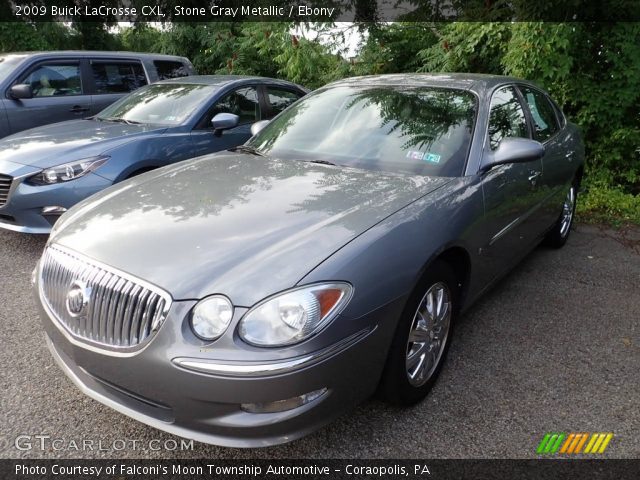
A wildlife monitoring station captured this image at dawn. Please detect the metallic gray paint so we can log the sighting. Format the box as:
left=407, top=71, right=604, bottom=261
left=36, top=73, right=585, bottom=447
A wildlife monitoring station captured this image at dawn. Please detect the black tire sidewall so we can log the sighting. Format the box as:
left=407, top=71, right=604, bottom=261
left=379, top=260, right=459, bottom=406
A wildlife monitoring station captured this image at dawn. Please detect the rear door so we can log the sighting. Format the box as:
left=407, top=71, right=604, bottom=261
left=190, top=85, right=264, bottom=156
left=517, top=85, right=573, bottom=229
left=4, top=58, right=90, bottom=135
left=88, top=59, right=148, bottom=115
left=481, top=85, right=545, bottom=272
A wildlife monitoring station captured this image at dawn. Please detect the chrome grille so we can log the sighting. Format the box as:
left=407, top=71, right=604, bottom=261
left=39, top=245, right=172, bottom=351
left=0, top=174, right=12, bottom=207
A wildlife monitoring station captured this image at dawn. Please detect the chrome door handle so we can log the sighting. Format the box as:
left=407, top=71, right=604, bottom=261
left=528, top=170, right=542, bottom=186
left=565, top=150, right=575, bottom=162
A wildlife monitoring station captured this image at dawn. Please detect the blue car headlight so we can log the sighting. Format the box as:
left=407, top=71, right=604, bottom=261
left=27, top=156, right=109, bottom=185
left=238, top=283, right=353, bottom=347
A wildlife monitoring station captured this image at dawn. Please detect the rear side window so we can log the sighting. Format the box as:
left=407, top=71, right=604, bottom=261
left=519, top=86, right=559, bottom=142
left=20, top=63, right=82, bottom=97
left=91, top=62, right=147, bottom=94
left=154, top=60, right=189, bottom=80
left=488, top=86, right=528, bottom=150
left=266, top=87, right=303, bottom=117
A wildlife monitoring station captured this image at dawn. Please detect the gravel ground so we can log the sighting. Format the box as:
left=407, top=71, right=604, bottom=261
left=0, top=224, right=638, bottom=459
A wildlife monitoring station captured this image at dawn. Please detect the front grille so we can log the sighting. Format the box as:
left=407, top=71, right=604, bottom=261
left=0, top=174, right=12, bottom=207
left=39, top=245, right=172, bottom=351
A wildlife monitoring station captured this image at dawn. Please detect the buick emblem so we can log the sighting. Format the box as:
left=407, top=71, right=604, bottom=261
left=66, top=280, right=91, bottom=318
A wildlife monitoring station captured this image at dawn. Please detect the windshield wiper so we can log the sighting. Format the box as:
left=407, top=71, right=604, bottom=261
left=307, top=159, right=337, bottom=166
left=97, top=117, right=142, bottom=125
left=229, top=145, right=266, bottom=157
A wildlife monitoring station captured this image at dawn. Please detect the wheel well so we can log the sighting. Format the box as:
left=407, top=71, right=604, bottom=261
left=434, top=247, right=471, bottom=306
left=125, top=166, right=156, bottom=180
left=575, top=166, right=584, bottom=187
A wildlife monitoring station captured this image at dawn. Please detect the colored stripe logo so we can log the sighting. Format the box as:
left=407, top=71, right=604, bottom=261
left=537, top=433, right=613, bottom=454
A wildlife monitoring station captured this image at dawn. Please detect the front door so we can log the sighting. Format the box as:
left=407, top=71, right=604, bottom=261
left=191, top=86, right=262, bottom=157
left=481, top=86, right=545, bottom=276
left=5, top=60, right=91, bottom=135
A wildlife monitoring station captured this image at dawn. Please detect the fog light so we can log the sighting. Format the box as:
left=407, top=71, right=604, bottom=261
left=241, top=388, right=328, bottom=414
left=41, top=206, right=67, bottom=215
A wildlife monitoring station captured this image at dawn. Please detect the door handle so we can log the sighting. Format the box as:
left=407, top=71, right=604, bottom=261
left=69, top=105, right=89, bottom=113
left=528, top=170, right=542, bottom=186
left=565, top=150, right=575, bottom=162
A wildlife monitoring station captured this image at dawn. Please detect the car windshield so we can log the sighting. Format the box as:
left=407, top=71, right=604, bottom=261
left=96, top=83, right=215, bottom=126
left=248, top=85, right=477, bottom=177
left=0, top=55, right=27, bottom=83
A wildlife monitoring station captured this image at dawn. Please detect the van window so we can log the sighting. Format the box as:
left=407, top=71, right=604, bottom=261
left=154, top=61, right=189, bottom=80
left=91, top=62, right=147, bottom=94
left=20, top=63, right=82, bottom=97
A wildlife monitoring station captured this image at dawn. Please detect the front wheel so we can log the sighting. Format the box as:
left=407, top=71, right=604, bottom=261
left=544, top=181, right=578, bottom=248
left=379, top=261, right=458, bottom=406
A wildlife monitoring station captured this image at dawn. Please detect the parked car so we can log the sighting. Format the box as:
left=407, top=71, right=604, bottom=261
left=35, top=74, right=584, bottom=447
left=0, top=75, right=307, bottom=233
left=0, top=50, right=196, bottom=138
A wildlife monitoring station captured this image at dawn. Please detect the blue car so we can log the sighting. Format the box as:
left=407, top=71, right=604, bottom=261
left=0, top=75, right=307, bottom=233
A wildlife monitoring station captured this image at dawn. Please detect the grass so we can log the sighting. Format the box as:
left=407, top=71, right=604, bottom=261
left=576, top=182, right=640, bottom=228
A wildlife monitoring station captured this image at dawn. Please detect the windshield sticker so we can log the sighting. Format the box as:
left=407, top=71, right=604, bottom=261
left=424, top=153, right=441, bottom=164
left=406, top=150, right=425, bottom=160
left=406, top=151, right=442, bottom=164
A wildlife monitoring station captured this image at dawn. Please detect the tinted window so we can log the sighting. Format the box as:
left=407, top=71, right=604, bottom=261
left=154, top=60, right=189, bottom=80
left=266, top=87, right=302, bottom=116
left=520, top=87, right=559, bottom=141
left=211, top=87, right=260, bottom=125
left=91, top=62, right=147, bottom=94
left=20, top=63, right=81, bottom=97
left=488, top=87, right=528, bottom=150
left=248, top=86, right=476, bottom=177
left=96, top=83, right=215, bottom=126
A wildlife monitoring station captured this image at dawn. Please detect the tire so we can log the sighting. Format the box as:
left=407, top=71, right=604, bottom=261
left=379, top=260, right=458, bottom=406
left=544, top=180, right=578, bottom=248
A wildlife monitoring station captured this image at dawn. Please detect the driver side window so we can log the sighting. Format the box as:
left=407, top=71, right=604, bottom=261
left=20, top=63, right=82, bottom=97
left=209, top=87, right=261, bottom=126
left=488, top=86, right=528, bottom=150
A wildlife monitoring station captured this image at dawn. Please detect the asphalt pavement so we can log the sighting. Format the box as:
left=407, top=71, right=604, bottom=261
left=1, top=224, right=638, bottom=459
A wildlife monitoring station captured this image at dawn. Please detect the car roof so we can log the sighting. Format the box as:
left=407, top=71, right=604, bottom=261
left=158, top=75, right=306, bottom=90
left=325, top=73, right=539, bottom=94
left=0, top=51, right=189, bottom=61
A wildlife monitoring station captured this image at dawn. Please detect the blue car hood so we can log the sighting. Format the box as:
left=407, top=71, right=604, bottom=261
left=0, top=119, right=166, bottom=169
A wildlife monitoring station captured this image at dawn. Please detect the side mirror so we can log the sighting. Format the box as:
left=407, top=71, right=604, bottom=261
left=250, top=120, right=270, bottom=136
left=9, top=84, right=33, bottom=100
left=211, top=113, right=239, bottom=136
left=481, top=138, right=544, bottom=172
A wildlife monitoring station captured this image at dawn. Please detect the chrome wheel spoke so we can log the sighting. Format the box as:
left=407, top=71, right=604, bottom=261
left=405, top=281, right=452, bottom=387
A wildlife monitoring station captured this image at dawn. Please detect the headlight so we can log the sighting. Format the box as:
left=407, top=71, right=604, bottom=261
left=238, top=283, right=353, bottom=347
left=190, top=295, right=234, bottom=341
left=27, top=156, right=109, bottom=185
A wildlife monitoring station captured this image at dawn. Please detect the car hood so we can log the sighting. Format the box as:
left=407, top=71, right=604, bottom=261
left=51, top=153, right=451, bottom=306
left=0, top=119, right=165, bottom=169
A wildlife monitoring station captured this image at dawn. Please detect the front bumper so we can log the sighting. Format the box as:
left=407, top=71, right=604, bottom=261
left=0, top=159, right=112, bottom=234
left=37, top=291, right=401, bottom=447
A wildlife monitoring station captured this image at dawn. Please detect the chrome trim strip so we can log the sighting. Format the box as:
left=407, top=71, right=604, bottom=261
left=172, top=328, right=373, bottom=377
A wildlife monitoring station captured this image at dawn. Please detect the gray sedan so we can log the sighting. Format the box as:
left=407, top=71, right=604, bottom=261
left=0, top=75, right=306, bottom=233
left=34, top=74, right=584, bottom=447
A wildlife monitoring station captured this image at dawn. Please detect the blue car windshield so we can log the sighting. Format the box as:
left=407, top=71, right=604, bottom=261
left=248, top=85, right=477, bottom=177
left=96, top=83, right=215, bottom=126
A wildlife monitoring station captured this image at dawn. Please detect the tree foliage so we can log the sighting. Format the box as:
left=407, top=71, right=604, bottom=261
left=0, top=19, right=638, bottom=203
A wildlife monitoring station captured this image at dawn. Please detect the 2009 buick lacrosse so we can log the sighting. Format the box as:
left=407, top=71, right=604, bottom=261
left=35, top=74, right=584, bottom=447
